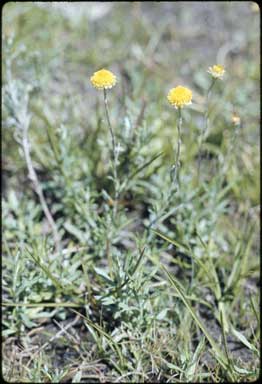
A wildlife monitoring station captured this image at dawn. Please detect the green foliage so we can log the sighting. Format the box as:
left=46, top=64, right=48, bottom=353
left=2, top=2, right=259, bottom=383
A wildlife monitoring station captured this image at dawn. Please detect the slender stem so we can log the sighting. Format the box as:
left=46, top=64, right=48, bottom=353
left=103, top=89, right=119, bottom=218
left=171, top=107, right=182, bottom=186
left=197, top=78, right=217, bottom=181
left=220, top=309, right=234, bottom=378
left=22, top=126, right=61, bottom=252
left=103, top=89, right=116, bottom=156
left=6, top=55, right=61, bottom=252
left=106, top=237, right=113, bottom=279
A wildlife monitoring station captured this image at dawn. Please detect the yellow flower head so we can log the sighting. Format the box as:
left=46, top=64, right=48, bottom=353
left=90, top=69, right=117, bottom=90
left=231, top=114, right=241, bottom=126
left=207, top=64, right=225, bottom=79
left=167, top=86, right=192, bottom=109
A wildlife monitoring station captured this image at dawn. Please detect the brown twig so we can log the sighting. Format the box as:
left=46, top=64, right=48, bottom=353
left=22, top=124, right=61, bottom=252
left=26, top=315, right=80, bottom=368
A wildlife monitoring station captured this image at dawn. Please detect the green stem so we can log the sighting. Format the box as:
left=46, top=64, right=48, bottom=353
left=103, top=89, right=118, bottom=218
left=171, top=107, right=182, bottom=186
left=103, top=89, right=116, bottom=156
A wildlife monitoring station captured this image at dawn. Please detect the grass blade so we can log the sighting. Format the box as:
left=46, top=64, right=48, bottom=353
left=120, top=151, right=163, bottom=192
left=70, top=309, right=124, bottom=370
left=162, top=265, right=234, bottom=378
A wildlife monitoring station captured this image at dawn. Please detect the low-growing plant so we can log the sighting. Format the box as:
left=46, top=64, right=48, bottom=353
left=2, top=3, right=259, bottom=383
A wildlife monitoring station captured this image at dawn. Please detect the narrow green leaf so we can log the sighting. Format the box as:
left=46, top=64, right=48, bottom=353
left=120, top=152, right=163, bottom=191
left=231, top=327, right=258, bottom=353
left=250, top=295, right=259, bottom=325
left=131, top=246, right=146, bottom=276
left=162, top=265, right=232, bottom=376
left=26, top=249, right=65, bottom=292
left=153, top=230, right=215, bottom=286
left=71, top=309, right=124, bottom=369
left=63, top=221, right=88, bottom=242
left=152, top=229, right=190, bottom=252
left=130, top=151, right=163, bottom=180
left=94, top=267, right=113, bottom=284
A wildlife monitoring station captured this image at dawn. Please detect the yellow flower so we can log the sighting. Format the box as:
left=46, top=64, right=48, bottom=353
left=207, top=64, right=225, bottom=79
left=231, top=114, right=241, bottom=126
left=167, top=86, right=192, bottom=109
left=90, top=69, right=117, bottom=90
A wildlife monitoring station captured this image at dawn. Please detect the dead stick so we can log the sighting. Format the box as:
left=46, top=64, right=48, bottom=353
left=22, top=127, right=61, bottom=252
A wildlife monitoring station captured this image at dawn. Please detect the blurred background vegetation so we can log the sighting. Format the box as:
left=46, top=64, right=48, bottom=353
left=2, top=2, right=260, bottom=382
